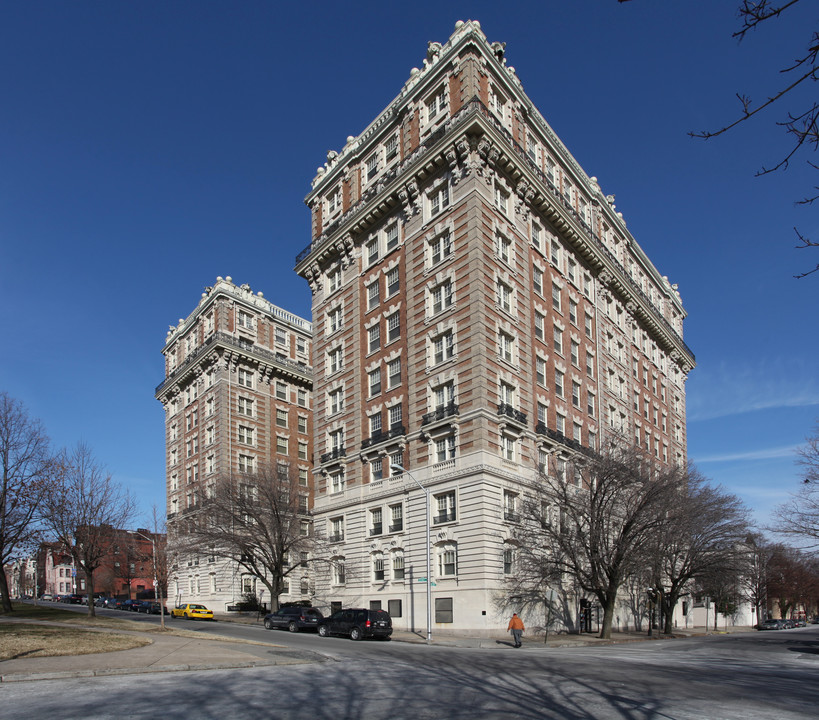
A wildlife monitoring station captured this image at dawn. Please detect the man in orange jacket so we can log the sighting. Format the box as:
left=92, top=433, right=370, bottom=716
left=507, top=612, right=525, bottom=647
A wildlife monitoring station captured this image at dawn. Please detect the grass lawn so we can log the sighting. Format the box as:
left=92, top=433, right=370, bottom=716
left=0, top=603, right=160, bottom=661
left=0, top=623, right=150, bottom=661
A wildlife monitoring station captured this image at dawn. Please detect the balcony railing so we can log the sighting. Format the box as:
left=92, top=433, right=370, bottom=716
left=320, top=447, right=346, bottom=464
left=504, top=510, right=519, bottom=523
left=498, top=403, right=527, bottom=425
left=421, top=402, right=459, bottom=426
left=360, top=425, right=406, bottom=450
left=328, top=532, right=345, bottom=543
left=434, top=510, right=457, bottom=524
left=388, top=522, right=403, bottom=533
left=369, top=524, right=383, bottom=537
left=536, top=422, right=594, bottom=457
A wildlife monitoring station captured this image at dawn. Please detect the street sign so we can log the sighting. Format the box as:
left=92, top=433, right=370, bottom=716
left=417, top=578, right=436, bottom=586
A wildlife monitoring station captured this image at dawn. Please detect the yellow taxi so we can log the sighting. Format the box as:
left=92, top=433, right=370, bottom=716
left=170, top=603, right=215, bottom=620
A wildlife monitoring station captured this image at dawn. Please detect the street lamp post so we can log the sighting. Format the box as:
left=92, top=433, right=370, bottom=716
left=391, top=464, right=431, bottom=645
left=134, top=531, right=164, bottom=630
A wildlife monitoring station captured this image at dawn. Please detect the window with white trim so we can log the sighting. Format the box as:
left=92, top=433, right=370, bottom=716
left=388, top=359, right=401, bottom=389
left=434, top=436, right=456, bottom=464
left=389, top=404, right=402, bottom=429
left=328, top=388, right=344, bottom=415
left=429, top=231, right=452, bottom=265
left=437, top=543, right=457, bottom=576
left=368, top=324, right=380, bottom=353
left=498, top=331, right=514, bottom=363
left=429, top=183, right=450, bottom=216
left=386, top=267, right=400, bottom=297
left=368, top=367, right=382, bottom=397
left=328, top=346, right=343, bottom=374
left=367, top=280, right=380, bottom=311
left=387, top=312, right=400, bottom=342
left=385, top=222, right=399, bottom=252
left=433, top=330, right=455, bottom=365
left=431, top=279, right=453, bottom=315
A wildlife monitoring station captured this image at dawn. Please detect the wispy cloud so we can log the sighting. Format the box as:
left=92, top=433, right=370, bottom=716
left=686, top=357, right=819, bottom=422
left=694, top=445, right=800, bottom=464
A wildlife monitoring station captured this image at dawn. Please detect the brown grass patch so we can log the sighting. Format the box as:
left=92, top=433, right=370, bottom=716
left=0, top=624, right=150, bottom=661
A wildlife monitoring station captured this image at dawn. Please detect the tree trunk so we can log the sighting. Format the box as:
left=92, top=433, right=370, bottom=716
left=599, top=589, right=617, bottom=639
left=663, top=588, right=681, bottom=635
left=0, top=570, right=13, bottom=613
left=86, top=568, right=96, bottom=617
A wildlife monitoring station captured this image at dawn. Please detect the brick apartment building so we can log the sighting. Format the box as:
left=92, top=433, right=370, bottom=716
left=156, top=276, right=313, bottom=609
left=293, top=21, right=694, bottom=633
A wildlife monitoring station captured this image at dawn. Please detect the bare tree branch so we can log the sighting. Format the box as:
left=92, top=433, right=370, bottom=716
left=0, top=392, right=56, bottom=612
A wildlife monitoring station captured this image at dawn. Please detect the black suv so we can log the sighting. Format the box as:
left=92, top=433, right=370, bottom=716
left=263, top=606, right=324, bottom=633
left=317, top=608, right=392, bottom=641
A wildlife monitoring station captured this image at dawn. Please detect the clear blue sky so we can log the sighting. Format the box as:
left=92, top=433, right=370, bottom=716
left=2, top=1, right=816, bottom=530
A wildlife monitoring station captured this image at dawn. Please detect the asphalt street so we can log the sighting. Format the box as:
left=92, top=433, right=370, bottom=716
left=2, top=605, right=818, bottom=719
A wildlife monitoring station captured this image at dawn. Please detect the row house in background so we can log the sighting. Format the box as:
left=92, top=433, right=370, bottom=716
left=156, top=276, right=313, bottom=609
left=294, top=20, right=695, bottom=633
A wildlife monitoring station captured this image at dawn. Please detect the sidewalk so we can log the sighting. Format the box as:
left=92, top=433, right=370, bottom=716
left=0, top=612, right=756, bottom=683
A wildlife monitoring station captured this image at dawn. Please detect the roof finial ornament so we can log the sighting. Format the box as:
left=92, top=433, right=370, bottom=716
left=427, top=41, right=442, bottom=64
left=491, top=41, right=506, bottom=62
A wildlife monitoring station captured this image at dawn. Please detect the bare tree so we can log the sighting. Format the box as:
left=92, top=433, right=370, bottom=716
left=178, top=463, right=312, bottom=612
left=739, top=533, right=776, bottom=624
left=772, top=423, right=819, bottom=545
left=0, top=392, right=56, bottom=612
left=40, top=442, right=135, bottom=617
left=516, top=440, right=685, bottom=639
left=650, top=470, right=751, bottom=634
left=620, top=0, right=819, bottom=277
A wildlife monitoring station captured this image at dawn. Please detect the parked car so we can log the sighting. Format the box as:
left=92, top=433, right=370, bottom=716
left=170, top=603, right=214, bottom=620
left=794, top=618, right=807, bottom=628
left=812, top=616, right=819, bottom=624
left=758, top=618, right=786, bottom=630
left=39, top=593, right=54, bottom=601
left=133, top=601, right=153, bottom=613
left=94, top=596, right=112, bottom=607
left=119, top=599, right=139, bottom=612
left=782, top=618, right=796, bottom=629
left=317, top=608, right=392, bottom=641
left=144, top=602, right=164, bottom=615
left=263, top=606, right=324, bottom=633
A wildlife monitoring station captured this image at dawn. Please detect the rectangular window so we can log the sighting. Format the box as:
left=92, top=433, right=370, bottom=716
left=551, top=240, right=561, bottom=267
left=438, top=549, right=457, bottom=576
left=535, top=312, right=545, bottom=341
left=385, top=134, right=398, bottom=160
left=496, top=280, right=512, bottom=312
left=386, top=267, right=400, bottom=297
left=238, top=425, right=254, bottom=445
left=569, top=299, right=578, bottom=326
left=430, top=184, right=450, bottom=216
left=390, top=504, right=403, bottom=533
left=238, top=454, right=254, bottom=473
left=238, top=368, right=253, bottom=388
left=572, top=381, right=581, bottom=408
left=553, top=327, right=564, bottom=355
left=374, top=557, right=386, bottom=581
left=536, top=357, right=546, bottom=386
left=371, top=508, right=383, bottom=536
left=327, top=267, right=341, bottom=293
left=369, top=412, right=382, bottom=436
left=389, top=405, right=403, bottom=430
left=388, top=359, right=401, bottom=388
left=367, top=281, right=380, bottom=311
left=501, top=435, right=515, bottom=462
left=552, top=283, right=562, bottom=312
left=584, top=313, right=593, bottom=340
left=329, top=388, right=344, bottom=415
left=555, top=370, right=564, bottom=398
left=298, top=389, right=308, bottom=408
left=276, top=409, right=288, bottom=428
left=498, top=331, right=514, bottom=363
left=430, top=231, right=452, bottom=265
left=533, top=267, right=543, bottom=296
left=299, top=468, right=308, bottom=487
left=435, top=435, right=456, bottom=463
left=328, top=346, right=343, bottom=374
left=494, top=185, right=509, bottom=215
left=367, top=238, right=379, bottom=266
left=366, top=153, right=378, bottom=181
left=392, top=556, right=405, bottom=580
left=426, top=89, right=447, bottom=122
left=435, top=598, right=453, bottom=623
left=385, top=223, right=399, bottom=251
left=587, top=392, right=596, bottom=416
left=298, top=442, right=308, bottom=461
left=571, top=340, right=580, bottom=367
left=328, top=307, right=342, bottom=333
left=275, top=327, right=287, bottom=346
left=434, top=491, right=456, bottom=523
left=432, top=280, right=453, bottom=314
left=368, top=324, right=381, bottom=354
left=276, top=382, right=287, bottom=400
left=388, top=599, right=403, bottom=617
left=277, top=437, right=288, bottom=455
left=387, top=312, right=400, bottom=342
left=433, top=331, right=454, bottom=364
left=369, top=368, right=382, bottom=397
left=238, top=397, right=253, bottom=417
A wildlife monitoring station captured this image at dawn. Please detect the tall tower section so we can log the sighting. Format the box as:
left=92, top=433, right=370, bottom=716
left=295, top=21, right=694, bottom=633
left=156, top=276, right=313, bottom=608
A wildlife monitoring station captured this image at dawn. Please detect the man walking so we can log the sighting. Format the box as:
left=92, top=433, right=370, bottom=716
left=507, top=612, right=525, bottom=647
